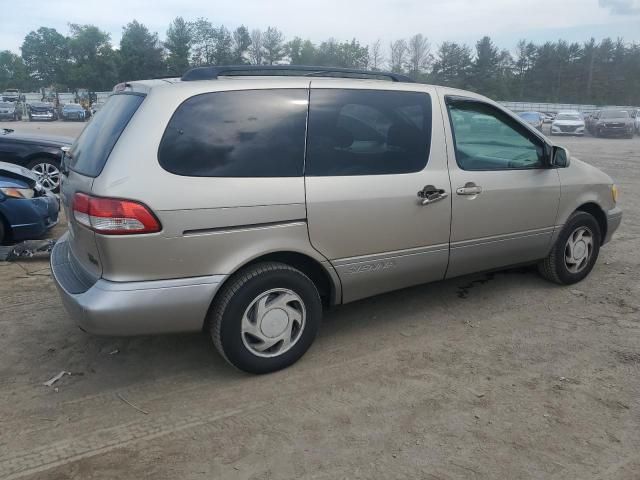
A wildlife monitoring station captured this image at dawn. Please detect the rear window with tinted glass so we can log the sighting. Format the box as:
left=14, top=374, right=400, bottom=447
left=67, top=93, right=144, bottom=177
left=158, top=89, right=308, bottom=177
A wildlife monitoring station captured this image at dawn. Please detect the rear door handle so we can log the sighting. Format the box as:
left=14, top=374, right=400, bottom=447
left=456, top=183, right=482, bottom=196
left=417, top=185, right=449, bottom=205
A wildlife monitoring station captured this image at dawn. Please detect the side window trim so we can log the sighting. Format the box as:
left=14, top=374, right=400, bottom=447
left=445, top=95, right=551, bottom=172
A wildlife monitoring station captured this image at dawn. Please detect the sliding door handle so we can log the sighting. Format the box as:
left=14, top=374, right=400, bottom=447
left=417, top=185, right=448, bottom=205
left=456, top=183, right=482, bottom=196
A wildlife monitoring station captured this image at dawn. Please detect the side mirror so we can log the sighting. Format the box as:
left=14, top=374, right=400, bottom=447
left=551, top=145, right=570, bottom=168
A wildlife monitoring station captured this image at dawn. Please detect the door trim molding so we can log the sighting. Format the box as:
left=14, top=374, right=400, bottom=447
left=450, top=226, right=555, bottom=249
left=332, top=243, right=449, bottom=266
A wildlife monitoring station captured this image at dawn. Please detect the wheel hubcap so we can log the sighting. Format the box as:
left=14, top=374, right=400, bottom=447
left=31, top=163, right=60, bottom=191
left=241, top=288, right=306, bottom=358
left=564, top=226, right=594, bottom=273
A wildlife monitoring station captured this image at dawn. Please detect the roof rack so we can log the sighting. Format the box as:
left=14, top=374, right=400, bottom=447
left=181, top=65, right=414, bottom=83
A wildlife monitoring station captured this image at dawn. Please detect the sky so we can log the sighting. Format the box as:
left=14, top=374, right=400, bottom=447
left=1, top=0, right=640, bottom=54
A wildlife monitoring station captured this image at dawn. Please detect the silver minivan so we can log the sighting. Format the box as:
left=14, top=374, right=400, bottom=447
left=51, top=66, right=622, bottom=373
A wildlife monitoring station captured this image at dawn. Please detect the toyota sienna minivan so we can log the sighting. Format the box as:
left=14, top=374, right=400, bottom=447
left=51, top=66, right=622, bottom=373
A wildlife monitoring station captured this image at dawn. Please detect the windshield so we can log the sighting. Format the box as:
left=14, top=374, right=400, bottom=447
left=556, top=114, right=581, bottom=121
left=519, top=112, right=540, bottom=121
left=601, top=110, right=629, bottom=119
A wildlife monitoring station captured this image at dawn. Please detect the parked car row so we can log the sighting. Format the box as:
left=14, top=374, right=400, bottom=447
left=0, top=102, right=93, bottom=122
left=515, top=109, right=639, bottom=138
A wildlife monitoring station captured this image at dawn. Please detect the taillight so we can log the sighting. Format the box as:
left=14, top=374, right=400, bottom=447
left=73, top=193, right=161, bottom=235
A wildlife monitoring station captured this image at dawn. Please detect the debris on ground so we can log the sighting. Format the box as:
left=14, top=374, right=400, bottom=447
left=43, top=371, right=70, bottom=387
left=109, top=349, right=119, bottom=355
left=117, top=393, right=149, bottom=415
left=0, top=239, right=55, bottom=262
left=468, top=388, right=485, bottom=398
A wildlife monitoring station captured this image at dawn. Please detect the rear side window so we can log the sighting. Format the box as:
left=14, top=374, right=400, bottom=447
left=306, top=89, right=431, bottom=176
left=67, top=93, right=144, bottom=177
left=158, top=89, right=308, bottom=177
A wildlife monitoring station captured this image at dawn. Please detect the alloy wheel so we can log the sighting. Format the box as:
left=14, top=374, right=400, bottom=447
left=31, top=162, right=60, bottom=191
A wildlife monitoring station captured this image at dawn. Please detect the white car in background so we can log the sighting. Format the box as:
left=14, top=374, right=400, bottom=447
left=551, top=111, right=585, bottom=136
left=635, top=110, right=640, bottom=134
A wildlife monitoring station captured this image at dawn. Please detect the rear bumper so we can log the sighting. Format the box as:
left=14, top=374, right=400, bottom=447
left=50, top=233, right=226, bottom=335
left=604, top=207, right=622, bottom=244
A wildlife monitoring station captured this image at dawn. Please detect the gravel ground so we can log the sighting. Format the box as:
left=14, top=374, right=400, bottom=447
left=0, top=121, right=639, bottom=480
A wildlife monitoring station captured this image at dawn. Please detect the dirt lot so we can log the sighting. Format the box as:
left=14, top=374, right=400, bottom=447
left=1, top=120, right=639, bottom=479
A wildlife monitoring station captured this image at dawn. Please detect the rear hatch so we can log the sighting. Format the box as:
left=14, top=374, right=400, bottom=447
left=60, top=92, right=145, bottom=279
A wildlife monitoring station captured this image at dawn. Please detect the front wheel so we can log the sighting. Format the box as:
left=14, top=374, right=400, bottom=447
left=209, top=262, right=322, bottom=374
left=538, top=211, right=601, bottom=285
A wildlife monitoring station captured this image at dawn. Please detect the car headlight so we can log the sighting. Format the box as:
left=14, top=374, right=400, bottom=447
left=0, top=187, right=35, bottom=199
left=612, top=185, right=619, bottom=203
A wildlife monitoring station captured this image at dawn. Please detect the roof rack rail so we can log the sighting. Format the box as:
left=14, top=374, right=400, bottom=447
left=181, top=65, right=414, bottom=83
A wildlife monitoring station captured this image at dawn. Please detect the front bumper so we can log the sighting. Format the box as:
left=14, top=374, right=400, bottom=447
left=604, top=207, right=622, bottom=244
left=63, top=113, right=84, bottom=120
left=3, top=192, right=59, bottom=241
left=0, top=112, right=16, bottom=119
left=551, top=126, right=585, bottom=135
left=50, top=233, right=226, bottom=335
left=597, top=126, right=633, bottom=136
left=30, top=113, right=55, bottom=120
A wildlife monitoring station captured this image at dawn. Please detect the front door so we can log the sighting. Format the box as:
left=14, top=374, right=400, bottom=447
left=442, top=95, right=561, bottom=278
left=305, top=83, right=452, bottom=302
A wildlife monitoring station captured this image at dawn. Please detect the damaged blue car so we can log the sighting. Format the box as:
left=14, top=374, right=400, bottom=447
left=0, top=162, right=59, bottom=244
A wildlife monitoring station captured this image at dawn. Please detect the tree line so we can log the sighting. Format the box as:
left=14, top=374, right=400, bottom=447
left=1, top=18, right=639, bottom=105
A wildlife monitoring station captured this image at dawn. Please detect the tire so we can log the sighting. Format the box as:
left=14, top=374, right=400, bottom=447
left=27, top=158, right=61, bottom=193
left=209, top=262, right=322, bottom=374
left=538, top=211, right=601, bottom=285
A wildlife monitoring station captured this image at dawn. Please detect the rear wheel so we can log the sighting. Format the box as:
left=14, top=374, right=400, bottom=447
left=538, top=211, right=601, bottom=285
left=27, top=158, right=61, bottom=192
left=209, top=262, right=322, bottom=374
left=0, top=217, right=6, bottom=244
